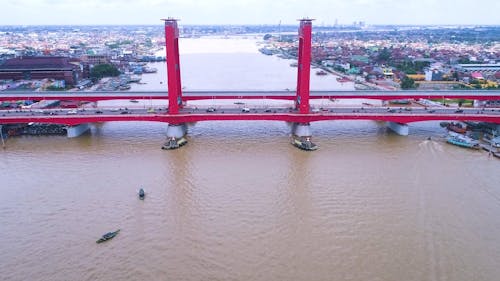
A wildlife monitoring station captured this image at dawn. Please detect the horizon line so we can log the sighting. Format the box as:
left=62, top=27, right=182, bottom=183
left=0, top=23, right=499, bottom=27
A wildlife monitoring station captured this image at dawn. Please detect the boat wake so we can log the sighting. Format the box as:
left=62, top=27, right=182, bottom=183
left=418, top=139, right=444, bottom=154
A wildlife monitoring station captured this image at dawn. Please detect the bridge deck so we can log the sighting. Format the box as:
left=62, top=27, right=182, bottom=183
left=1, top=106, right=499, bottom=126
left=1, top=90, right=500, bottom=102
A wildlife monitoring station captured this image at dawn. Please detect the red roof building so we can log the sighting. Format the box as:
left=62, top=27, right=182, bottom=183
left=0, top=56, right=82, bottom=85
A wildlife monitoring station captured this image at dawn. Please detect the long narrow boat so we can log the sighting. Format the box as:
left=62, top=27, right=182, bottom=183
left=96, top=229, right=120, bottom=243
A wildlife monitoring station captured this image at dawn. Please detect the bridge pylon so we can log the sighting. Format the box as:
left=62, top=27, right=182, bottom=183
left=162, top=18, right=183, bottom=115
left=291, top=19, right=317, bottom=150
left=295, top=18, right=313, bottom=114
left=162, top=18, right=187, bottom=149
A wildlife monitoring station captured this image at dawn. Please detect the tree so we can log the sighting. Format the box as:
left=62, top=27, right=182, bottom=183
left=400, top=76, right=418, bottom=89
left=90, top=64, right=120, bottom=79
left=377, top=47, right=391, bottom=62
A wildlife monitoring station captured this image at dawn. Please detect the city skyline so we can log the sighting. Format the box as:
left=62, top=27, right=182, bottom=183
left=2, top=0, right=499, bottom=26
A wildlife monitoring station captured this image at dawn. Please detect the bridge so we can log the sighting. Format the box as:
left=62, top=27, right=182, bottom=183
left=1, top=18, right=500, bottom=150
left=1, top=107, right=499, bottom=125
left=1, top=90, right=500, bottom=102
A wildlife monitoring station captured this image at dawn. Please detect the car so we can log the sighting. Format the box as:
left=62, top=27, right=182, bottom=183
left=427, top=109, right=436, bottom=113
left=264, top=108, right=272, bottom=113
left=311, top=108, right=320, bottom=113
left=455, top=109, right=464, bottom=113
left=67, top=110, right=77, bottom=115
left=404, top=107, right=412, bottom=111
left=120, top=111, right=128, bottom=114
left=206, top=107, right=216, bottom=112
left=147, top=108, right=156, bottom=113
left=387, top=108, right=396, bottom=113
left=95, top=110, right=103, bottom=114
left=242, top=107, right=250, bottom=113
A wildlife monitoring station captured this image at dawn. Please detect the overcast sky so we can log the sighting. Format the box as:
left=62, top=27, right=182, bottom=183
left=2, top=0, right=499, bottom=26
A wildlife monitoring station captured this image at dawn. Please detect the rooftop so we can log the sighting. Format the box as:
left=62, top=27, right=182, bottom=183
left=0, top=56, right=76, bottom=70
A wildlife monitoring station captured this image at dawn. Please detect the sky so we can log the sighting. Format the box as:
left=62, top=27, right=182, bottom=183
left=1, top=0, right=499, bottom=26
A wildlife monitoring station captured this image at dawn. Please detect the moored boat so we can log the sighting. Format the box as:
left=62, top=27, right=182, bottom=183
left=139, top=188, right=145, bottom=200
left=161, top=137, right=187, bottom=150
left=143, top=67, right=157, bottom=73
left=96, top=229, right=120, bottom=243
left=447, top=122, right=467, bottom=134
left=446, top=132, right=479, bottom=149
left=291, top=137, right=318, bottom=151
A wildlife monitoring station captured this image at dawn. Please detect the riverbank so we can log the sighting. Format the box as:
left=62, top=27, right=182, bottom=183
left=2, top=123, right=66, bottom=136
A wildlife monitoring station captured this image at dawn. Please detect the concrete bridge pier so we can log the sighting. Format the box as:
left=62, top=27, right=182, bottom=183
left=162, top=123, right=188, bottom=150
left=387, top=122, right=409, bottom=136
left=290, top=122, right=318, bottom=151
left=66, top=123, right=91, bottom=138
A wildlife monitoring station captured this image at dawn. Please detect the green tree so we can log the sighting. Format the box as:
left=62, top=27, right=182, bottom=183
left=457, top=57, right=471, bottom=64
left=400, top=76, right=418, bottom=89
left=90, top=64, right=120, bottom=79
left=377, top=47, right=391, bottom=62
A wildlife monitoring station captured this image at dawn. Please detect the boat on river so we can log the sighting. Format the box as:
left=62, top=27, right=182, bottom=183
left=446, top=132, right=479, bottom=149
left=292, top=137, right=318, bottom=151
left=447, top=122, right=467, bottom=134
left=139, top=188, right=145, bottom=200
left=96, top=229, right=120, bottom=243
left=336, top=77, right=351, bottom=83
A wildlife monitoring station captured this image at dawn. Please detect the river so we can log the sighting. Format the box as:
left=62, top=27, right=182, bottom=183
left=1, top=37, right=499, bottom=281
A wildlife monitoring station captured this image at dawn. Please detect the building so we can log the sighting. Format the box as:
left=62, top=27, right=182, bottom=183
left=457, top=64, right=500, bottom=73
left=82, top=54, right=109, bottom=65
left=0, top=56, right=81, bottom=86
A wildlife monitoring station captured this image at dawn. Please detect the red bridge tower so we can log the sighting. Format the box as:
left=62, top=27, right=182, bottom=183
left=295, top=18, right=313, bottom=114
left=162, top=18, right=183, bottom=114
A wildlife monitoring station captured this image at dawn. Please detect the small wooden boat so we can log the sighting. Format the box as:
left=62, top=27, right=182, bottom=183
left=291, top=137, right=318, bottom=151
left=139, top=188, right=145, bottom=200
left=96, top=229, right=120, bottom=243
left=447, top=122, right=467, bottom=134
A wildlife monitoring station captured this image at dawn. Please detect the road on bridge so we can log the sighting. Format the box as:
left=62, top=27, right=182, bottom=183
left=1, top=104, right=499, bottom=119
